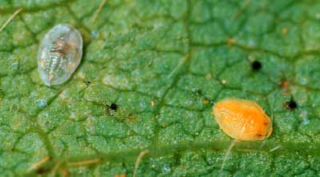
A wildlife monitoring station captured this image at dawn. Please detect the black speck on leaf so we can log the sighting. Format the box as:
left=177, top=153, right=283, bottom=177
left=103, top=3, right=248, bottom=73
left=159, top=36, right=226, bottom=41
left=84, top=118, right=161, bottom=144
left=251, top=61, right=262, bottom=71
left=286, top=99, right=297, bottom=110
left=84, top=80, right=91, bottom=86
left=110, top=103, right=118, bottom=110
left=36, top=168, right=50, bottom=174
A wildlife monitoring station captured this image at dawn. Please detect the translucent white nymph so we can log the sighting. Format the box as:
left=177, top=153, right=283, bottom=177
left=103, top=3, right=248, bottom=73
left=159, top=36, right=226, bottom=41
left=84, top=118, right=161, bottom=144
left=38, top=24, right=83, bottom=86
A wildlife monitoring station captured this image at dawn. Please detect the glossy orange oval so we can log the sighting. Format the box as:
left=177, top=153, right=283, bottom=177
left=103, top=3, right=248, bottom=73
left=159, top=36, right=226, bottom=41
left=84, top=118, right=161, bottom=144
left=213, top=99, right=272, bottom=141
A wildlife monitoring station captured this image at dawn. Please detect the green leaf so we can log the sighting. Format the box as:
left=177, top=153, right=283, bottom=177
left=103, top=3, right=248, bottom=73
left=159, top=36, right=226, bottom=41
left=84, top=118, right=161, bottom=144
left=1, top=0, right=319, bottom=176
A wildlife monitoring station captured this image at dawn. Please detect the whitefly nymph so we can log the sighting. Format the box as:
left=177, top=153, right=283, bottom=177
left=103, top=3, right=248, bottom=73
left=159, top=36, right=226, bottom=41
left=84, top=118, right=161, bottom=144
left=38, top=24, right=83, bottom=86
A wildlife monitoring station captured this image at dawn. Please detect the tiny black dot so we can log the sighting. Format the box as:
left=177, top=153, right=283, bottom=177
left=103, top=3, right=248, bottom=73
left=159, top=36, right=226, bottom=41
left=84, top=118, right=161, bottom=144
left=251, top=61, right=262, bottom=71
left=286, top=100, right=297, bottom=110
left=110, top=103, right=118, bottom=110
left=36, top=168, right=50, bottom=174
left=84, top=80, right=91, bottom=86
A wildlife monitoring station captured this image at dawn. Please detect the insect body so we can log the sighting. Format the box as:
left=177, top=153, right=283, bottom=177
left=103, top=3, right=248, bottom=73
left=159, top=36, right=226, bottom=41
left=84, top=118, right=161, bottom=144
left=213, top=99, right=272, bottom=141
left=38, top=24, right=83, bottom=86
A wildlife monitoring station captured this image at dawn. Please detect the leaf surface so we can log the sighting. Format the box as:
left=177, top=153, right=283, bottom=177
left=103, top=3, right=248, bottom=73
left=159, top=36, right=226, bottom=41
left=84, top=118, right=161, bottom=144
left=0, top=0, right=319, bottom=176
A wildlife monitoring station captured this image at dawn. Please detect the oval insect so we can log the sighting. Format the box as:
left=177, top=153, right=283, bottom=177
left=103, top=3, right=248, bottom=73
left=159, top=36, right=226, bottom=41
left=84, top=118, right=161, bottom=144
left=213, top=98, right=272, bottom=141
left=38, top=24, right=83, bottom=86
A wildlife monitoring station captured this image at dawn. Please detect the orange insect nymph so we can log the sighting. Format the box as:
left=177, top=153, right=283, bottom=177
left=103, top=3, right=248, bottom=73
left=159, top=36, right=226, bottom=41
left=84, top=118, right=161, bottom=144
left=213, top=99, right=272, bottom=141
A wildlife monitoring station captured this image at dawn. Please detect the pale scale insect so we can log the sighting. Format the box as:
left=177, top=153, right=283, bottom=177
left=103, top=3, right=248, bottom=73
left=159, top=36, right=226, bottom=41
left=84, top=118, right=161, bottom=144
left=38, top=24, right=83, bottom=86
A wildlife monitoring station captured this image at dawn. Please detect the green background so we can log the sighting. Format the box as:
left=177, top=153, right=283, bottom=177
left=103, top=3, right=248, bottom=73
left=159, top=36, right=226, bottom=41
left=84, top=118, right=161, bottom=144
left=0, top=0, right=320, bottom=176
